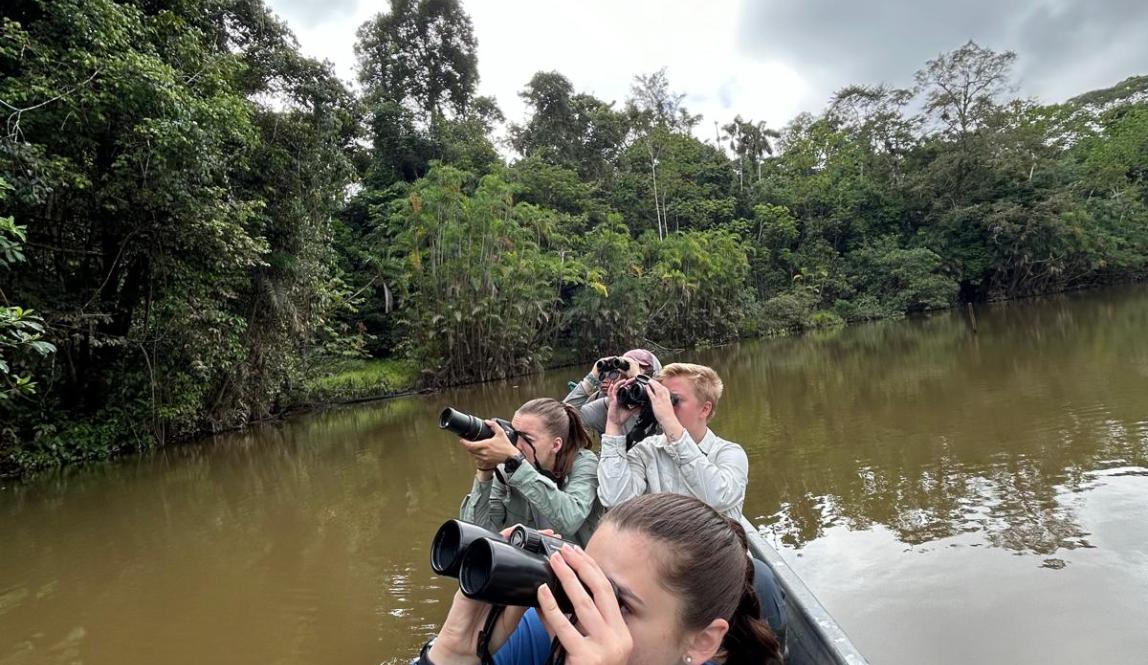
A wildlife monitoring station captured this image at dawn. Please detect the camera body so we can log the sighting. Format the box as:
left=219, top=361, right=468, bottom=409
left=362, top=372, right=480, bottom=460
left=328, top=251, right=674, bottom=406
left=439, top=407, right=518, bottom=444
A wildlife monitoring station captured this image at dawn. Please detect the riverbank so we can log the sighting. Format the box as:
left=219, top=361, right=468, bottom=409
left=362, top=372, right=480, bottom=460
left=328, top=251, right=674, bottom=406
left=3, top=281, right=1142, bottom=480
left=0, top=350, right=587, bottom=479
left=292, top=358, right=423, bottom=407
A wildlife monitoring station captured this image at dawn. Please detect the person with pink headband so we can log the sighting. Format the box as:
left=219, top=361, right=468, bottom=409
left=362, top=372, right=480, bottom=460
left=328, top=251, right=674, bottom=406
left=563, top=349, right=662, bottom=436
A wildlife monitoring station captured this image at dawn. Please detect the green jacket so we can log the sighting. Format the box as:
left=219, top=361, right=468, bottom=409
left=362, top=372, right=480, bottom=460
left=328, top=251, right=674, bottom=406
left=459, top=448, right=604, bottom=547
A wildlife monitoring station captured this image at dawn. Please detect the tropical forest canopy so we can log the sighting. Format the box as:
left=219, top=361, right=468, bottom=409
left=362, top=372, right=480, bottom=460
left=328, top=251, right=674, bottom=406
left=1, top=0, right=1146, bottom=473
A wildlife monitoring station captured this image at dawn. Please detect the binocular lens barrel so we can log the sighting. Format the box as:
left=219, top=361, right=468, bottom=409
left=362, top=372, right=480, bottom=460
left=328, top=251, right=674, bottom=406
left=439, top=408, right=494, bottom=441
left=431, top=520, right=502, bottom=578
left=617, top=376, right=678, bottom=409
left=458, top=538, right=572, bottom=612
left=596, top=357, right=630, bottom=373
left=430, top=520, right=618, bottom=616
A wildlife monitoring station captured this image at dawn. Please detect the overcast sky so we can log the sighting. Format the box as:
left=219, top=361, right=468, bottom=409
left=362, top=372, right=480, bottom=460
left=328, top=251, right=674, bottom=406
left=265, top=0, right=1147, bottom=135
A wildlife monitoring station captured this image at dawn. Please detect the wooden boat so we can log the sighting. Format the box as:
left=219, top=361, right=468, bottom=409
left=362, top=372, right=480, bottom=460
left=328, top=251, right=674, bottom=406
left=742, top=518, right=870, bottom=664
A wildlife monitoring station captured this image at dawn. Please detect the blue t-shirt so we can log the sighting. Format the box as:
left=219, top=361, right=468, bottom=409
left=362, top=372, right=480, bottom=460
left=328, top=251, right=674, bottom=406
left=493, top=609, right=551, bottom=665
left=435, top=605, right=743, bottom=665
left=491, top=609, right=727, bottom=665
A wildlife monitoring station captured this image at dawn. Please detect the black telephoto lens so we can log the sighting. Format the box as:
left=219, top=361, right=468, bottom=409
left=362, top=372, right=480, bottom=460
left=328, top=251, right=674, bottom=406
left=439, top=407, right=494, bottom=441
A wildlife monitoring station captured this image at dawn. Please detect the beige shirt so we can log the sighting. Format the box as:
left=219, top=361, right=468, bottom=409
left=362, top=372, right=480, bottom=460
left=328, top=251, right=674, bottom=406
left=597, top=428, right=749, bottom=520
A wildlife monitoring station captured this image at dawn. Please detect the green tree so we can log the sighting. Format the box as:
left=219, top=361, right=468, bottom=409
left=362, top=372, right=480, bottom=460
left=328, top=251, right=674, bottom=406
left=626, top=69, right=702, bottom=239
left=383, top=167, right=573, bottom=384
left=561, top=220, right=652, bottom=354
left=355, top=0, right=483, bottom=187
left=646, top=229, right=751, bottom=346
left=0, top=0, right=355, bottom=470
left=355, top=0, right=478, bottom=121
left=722, top=115, right=780, bottom=188
left=913, top=41, right=1018, bottom=206
left=0, top=179, right=55, bottom=407
left=510, top=72, right=628, bottom=182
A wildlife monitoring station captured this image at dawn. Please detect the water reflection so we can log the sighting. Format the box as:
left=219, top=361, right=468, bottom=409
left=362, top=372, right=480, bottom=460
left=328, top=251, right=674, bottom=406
left=695, top=289, right=1148, bottom=559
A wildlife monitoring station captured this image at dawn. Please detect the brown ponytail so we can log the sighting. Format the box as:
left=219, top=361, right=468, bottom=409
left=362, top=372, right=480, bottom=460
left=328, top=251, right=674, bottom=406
left=603, top=494, right=782, bottom=665
left=723, top=522, right=782, bottom=665
left=561, top=402, right=596, bottom=455
left=515, top=398, right=595, bottom=483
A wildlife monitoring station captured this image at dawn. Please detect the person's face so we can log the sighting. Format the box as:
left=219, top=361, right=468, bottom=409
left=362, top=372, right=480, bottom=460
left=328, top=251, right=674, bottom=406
left=584, top=524, right=726, bottom=665
left=660, top=376, right=712, bottom=431
left=510, top=412, right=561, bottom=471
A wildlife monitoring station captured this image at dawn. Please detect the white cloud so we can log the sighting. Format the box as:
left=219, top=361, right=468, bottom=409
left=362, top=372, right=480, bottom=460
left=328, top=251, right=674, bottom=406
left=267, top=0, right=817, bottom=140
left=268, top=0, right=1146, bottom=144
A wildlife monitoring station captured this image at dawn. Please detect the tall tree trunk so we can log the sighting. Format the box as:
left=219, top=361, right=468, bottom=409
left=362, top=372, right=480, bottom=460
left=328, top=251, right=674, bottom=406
left=648, top=142, right=663, bottom=240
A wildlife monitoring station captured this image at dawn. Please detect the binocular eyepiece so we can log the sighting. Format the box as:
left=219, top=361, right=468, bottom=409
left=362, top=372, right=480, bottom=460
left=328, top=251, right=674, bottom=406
left=439, top=407, right=518, bottom=444
left=430, top=520, right=595, bottom=613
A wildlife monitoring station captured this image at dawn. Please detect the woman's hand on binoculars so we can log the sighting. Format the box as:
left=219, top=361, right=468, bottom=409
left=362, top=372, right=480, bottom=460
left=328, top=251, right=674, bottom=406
left=605, top=379, right=638, bottom=428
left=645, top=380, right=683, bottom=439
left=537, top=545, right=633, bottom=665
left=430, top=525, right=554, bottom=665
left=429, top=591, right=527, bottom=665
left=459, top=420, right=521, bottom=470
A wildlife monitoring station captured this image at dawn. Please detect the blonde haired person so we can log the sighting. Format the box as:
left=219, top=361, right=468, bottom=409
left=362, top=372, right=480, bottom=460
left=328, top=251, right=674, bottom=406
left=597, top=363, right=749, bottom=520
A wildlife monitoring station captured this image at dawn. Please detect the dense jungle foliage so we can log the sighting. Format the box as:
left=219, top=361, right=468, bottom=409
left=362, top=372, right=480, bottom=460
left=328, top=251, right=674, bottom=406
left=2, top=0, right=1146, bottom=474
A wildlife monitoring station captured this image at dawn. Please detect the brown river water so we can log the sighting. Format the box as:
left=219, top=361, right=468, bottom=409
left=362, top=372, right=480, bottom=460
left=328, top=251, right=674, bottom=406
left=2, top=286, right=1147, bottom=665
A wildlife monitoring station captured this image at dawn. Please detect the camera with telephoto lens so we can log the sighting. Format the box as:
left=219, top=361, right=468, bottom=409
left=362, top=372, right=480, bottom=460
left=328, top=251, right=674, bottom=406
left=616, top=375, right=679, bottom=410
left=430, top=520, right=605, bottom=612
left=595, top=356, right=631, bottom=379
left=439, top=407, right=518, bottom=444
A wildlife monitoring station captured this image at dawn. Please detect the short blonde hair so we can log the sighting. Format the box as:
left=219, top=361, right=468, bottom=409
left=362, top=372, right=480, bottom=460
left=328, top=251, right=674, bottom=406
left=657, top=363, right=723, bottom=417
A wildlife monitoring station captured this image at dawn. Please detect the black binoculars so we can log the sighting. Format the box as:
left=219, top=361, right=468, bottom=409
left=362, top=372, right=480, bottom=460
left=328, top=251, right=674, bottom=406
left=596, top=356, right=631, bottom=378
left=439, top=407, right=518, bottom=444
left=617, top=375, right=679, bottom=410
left=431, top=520, right=591, bottom=612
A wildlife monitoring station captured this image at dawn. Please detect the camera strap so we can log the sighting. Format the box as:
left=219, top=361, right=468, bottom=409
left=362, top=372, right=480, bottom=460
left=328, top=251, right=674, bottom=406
left=624, top=408, right=657, bottom=452
left=476, top=604, right=505, bottom=665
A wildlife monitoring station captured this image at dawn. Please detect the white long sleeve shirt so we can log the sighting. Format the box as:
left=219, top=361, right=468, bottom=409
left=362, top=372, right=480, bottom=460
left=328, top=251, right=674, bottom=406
left=597, top=427, right=749, bottom=520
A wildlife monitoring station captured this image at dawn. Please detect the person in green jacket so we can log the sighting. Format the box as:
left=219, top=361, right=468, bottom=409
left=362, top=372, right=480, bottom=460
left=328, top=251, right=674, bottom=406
left=459, top=398, right=603, bottom=547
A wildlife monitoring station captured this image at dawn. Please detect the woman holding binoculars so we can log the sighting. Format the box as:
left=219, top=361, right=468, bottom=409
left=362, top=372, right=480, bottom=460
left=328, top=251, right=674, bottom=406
left=420, top=493, right=782, bottom=665
left=459, top=398, right=604, bottom=547
left=564, top=349, right=661, bottom=436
